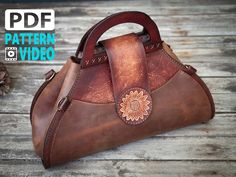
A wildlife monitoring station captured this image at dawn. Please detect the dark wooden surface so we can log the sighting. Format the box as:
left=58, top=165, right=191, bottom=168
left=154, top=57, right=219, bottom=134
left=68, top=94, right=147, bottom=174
left=0, top=0, right=236, bottom=176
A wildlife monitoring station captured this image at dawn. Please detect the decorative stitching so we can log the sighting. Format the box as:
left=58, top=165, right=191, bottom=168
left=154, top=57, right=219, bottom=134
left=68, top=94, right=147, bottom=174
left=82, top=42, right=161, bottom=68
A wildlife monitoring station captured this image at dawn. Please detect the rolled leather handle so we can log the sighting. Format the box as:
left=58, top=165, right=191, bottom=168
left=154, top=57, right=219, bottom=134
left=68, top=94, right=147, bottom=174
left=77, top=11, right=161, bottom=68
left=75, top=12, right=126, bottom=57
left=75, top=25, right=97, bottom=57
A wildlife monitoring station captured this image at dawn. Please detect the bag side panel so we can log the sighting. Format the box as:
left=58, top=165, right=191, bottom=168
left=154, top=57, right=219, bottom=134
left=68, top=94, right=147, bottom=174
left=31, top=59, right=72, bottom=157
left=49, top=70, right=212, bottom=166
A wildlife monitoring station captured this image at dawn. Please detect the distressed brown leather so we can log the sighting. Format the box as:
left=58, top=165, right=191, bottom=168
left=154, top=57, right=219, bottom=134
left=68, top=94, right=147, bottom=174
left=102, top=34, right=150, bottom=100
left=30, top=11, right=215, bottom=168
left=101, top=34, right=153, bottom=124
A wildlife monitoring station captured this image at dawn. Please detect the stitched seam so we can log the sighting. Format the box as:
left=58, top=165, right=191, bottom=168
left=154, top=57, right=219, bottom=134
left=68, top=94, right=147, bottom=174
left=161, top=45, right=214, bottom=118
left=42, top=110, right=59, bottom=168
left=81, top=41, right=160, bottom=68
left=49, top=111, right=66, bottom=166
left=41, top=113, right=57, bottom=163
left=30, top=74, right=57, bottom=124
left=191, top=74, right=215, bottom=118
left=67, top=68, right=81, bottom=99
left=161, top=49, right=185, bottom=70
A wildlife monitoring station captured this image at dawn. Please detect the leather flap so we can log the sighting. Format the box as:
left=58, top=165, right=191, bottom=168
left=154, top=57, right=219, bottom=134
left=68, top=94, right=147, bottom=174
left=102, top=33, right=152, bottom=125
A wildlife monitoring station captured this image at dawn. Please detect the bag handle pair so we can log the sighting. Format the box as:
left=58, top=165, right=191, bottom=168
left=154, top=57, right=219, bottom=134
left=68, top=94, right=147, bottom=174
left=75, top=11, right=161, bottom=68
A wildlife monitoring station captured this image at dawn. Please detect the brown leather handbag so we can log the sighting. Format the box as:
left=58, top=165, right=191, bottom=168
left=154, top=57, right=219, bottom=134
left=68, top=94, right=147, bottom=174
left=30, top=11, right=215, bottom=168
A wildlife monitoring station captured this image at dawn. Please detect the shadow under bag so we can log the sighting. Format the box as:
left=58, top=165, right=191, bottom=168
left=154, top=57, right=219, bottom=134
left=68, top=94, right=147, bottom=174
left=30, top=11, right=215, bottom=168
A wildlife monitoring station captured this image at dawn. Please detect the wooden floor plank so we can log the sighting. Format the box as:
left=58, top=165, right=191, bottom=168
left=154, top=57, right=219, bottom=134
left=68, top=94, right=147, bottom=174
left=1, top=77, right=235, bottom=97
left=1, top=35, right=235, bottom=52
left=48, top=14, right=236, bottom=37
left=0, top=113, right=235, bottom=137
left=2, top=51, right=236, bottom=65
left=0, top=160, right=236, bottom=177
left=1, top=33, right=236, bottom=48
left=2, top=6, right=236, bottom=17
left=5, top=93, right=234, bottom=114
left=0, top=136, right=235, bottom=161
left=1, top=0, right=236, bottom=9
left=1, top=14, right=236, bottom=37
left=3, top=61, right=236, bottom=79
left=1, top=34, right=236, bottom=64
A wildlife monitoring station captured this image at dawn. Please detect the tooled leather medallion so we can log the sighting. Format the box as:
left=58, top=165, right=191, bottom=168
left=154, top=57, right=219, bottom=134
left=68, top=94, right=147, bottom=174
left=117, top=87, right=152, bottom=125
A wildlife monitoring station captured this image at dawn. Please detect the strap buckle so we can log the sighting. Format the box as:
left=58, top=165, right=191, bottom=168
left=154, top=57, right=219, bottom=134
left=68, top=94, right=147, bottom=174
left=45, top=69, right=56, bottom=81
left=184, top=65, right=197, bottom=75
left=57, top=97, right=70, bottom=111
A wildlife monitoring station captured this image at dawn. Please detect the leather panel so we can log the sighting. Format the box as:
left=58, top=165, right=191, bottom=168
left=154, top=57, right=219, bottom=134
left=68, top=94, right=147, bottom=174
left=49, top=70, right=212, bottom=166
left=71, top=43, right=179, bottom=103
left=32, top=59, right=72, bottom=157
left=102, top=34, right=150, bottom=99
